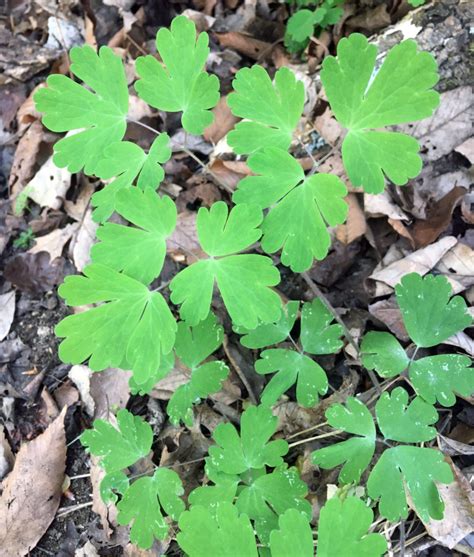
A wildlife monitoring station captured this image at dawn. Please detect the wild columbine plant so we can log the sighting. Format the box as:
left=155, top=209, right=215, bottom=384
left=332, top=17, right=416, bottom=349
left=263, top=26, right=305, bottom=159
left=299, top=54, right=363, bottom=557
left=33, top=14, right=473, bottom=554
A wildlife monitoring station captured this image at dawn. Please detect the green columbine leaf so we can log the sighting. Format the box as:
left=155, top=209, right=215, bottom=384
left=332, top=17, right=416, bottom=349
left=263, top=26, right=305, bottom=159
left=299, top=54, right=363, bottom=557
left=117, top=468, right=185, bottom=549
left=168, top=361, right=229, bottom=426
left=34, top=45, right=128, bottom=175
left=395, top=273, right=472, bottom=348
left=312, top=398, right=376, bottom=483
left=322, top=33, right=439, bottom=193
left=317, top=496, right=387, bottom=557
left=135, top=15, right=219, bottom=135
left=367, top=446, right=453, bottom=521
left=375, top=387, right=438, bottom=443
left=234, top=148, right=347, bottom=272
left=410, top=355, right=474, bottom=407
left=360, top=331, right=409, bottom=378
left=56, top=264, right=176, bottom=385
left=269, top=509, right=313, bottom=557
left=236, top=466, right=312, bottom=544
left=129, top=350, right=175, bottom=395
left=284, top=9, right=325, bottom=53
left=236, top=301, right=300, bottom=349
left=100, top=470, right=129, bottom=504
left=174, top=312, right=223, bottom=369
left=188, top=472, right=239, bottom=512
left=91, top=188, right=176, bottom=284
left=227, top=66, right=304, bottom=155
left=207, top=405, right=288, bottom=476
left=81, top=409, right=152, bottom=473
left=256, top=349, right=328, bottom=407
left=169, top=202, right=281, bottom=328
left=178, top=503, right=258, bottom=557
left=91, top=134, right=171, bottom=222
left=300, top=298, right=344, bottom=355
left=408, top=0, right=425, bottom=6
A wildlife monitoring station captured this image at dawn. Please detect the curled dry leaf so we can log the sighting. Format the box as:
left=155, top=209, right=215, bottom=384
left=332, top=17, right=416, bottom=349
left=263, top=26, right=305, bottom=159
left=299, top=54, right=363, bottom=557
left=370, top=236, right=457, bottom=289
left=0, top=407, right=67, bottom=557
left=215, top=32, right=273, bottom=61
left=435, top=241, right=474, bottom=294
left=208, top=159, right=251, bottom=191
left=8, top=120, right=44, bottom=198
left=422, top=459, right=474, bottom=549
left=0, top=291, right=15, bottom=342
left=368, top=298, right=409, bottom=342
left=25, top=155, right=72, bottom=210
left=364, top=190, right=409, bottom=221
left=71, top=208, right=99, bottom=272
left=335, top=193, right=366, bottom=245
left=29, top=223, right=78, bottom=261
left=203, top=96, right=239, bottom=144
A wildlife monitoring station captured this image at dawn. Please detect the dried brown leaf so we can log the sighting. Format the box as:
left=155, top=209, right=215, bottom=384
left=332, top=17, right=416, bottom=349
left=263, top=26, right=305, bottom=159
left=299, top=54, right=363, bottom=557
left=204, top=96, right=238, bottom=144
left=336, top=193, right=366, bottom=245
left=215, top=32, right=273, bottom=61
left=0, top=408, right=67, bottom=557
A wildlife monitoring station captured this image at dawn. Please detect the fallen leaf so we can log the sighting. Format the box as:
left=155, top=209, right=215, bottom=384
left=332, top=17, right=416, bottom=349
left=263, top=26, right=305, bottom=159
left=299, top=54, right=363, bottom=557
left=455, top=137, right=474, bottom=164
left=368, top=298, right=409, bottom=342
left=0, top=408, right=67, bottom=556
left=204, top=95, right=239, bottom=144
left=90, top=455, right=115, bottom=539
left=0, top=291, right=15, bottom=342
left=336, top=193, right=366, bottom=245
left=435, top=241, right=474, bottom=293
left=397, top=86, right=473, bottom=162
left=209, top=159, right=251, bottom=191
left=68, top=365, right=96, bottom=417
left=443, top=332, right=474, bottom=358
left=422, top=460, right=474, bottom=549
left=313, top=107, right=343, bottom=146
left=16, top=85, right=44, bottom=131
left=75, top=540, right=100, bottom=556
left=71, top=208, right=98, bottom=272
left=0, top=425, right=14, bottom=481
left=166, top=211, right=205, bottom=264
left=89, top=367, right=131, bottom=420
left=346, top=3, right=391, bottom=33
left=388, top=217, right=415, bottom=248
left=25, top=155, right=72, bottom=210
left=29, top=223, right=78, bottom=260
left=182, top=9, right=215, bottom=32
left=370, top=236, right=457, bottom=289
left=8, top=120, right=44, bottom=197
left=364, top=190, right=409, bottom=221
left=437, top=434, right=474, bottom=457
left=215, top=32, right=273, bottom=61
left=4, top=252, right=65, bottom=295
left=64, top=180, right=94, bottom=221
left=176, top=180, right=222, bottom=212
left=411, top=186, right=466, bottom=248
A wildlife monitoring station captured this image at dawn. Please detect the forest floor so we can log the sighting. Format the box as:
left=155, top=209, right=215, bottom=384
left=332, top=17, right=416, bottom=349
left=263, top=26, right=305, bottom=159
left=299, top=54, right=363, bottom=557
left=0, top=0, right=473, bottom=555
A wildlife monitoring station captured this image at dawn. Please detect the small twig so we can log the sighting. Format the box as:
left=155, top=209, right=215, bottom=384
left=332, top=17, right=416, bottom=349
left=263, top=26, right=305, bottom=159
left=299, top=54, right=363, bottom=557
left=399, top=520, right=406, bottom=557
left=301, top=271, right=381, bottom=393
left=68, top=473, right=91, bottom=480
left=56, top=501, right=93, bottom=519
left=128, top=118, right=234, bottom=194
left=288, top=429, right=343, bottom=448
left=286, top=421, right=328, bottom=440
left=223, top=335, right=258, bottom=405
left=308, top=138, right=342, bottom=176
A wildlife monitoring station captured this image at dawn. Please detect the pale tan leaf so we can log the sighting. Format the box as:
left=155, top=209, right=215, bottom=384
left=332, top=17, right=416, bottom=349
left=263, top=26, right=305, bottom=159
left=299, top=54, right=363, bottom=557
left=29, top=223, right=78, bottom=260
left=0, top=408, right=67, bottom=557
left=0, top=291, right=15, bottom=342
left=336, top=193, right=366, bottom=245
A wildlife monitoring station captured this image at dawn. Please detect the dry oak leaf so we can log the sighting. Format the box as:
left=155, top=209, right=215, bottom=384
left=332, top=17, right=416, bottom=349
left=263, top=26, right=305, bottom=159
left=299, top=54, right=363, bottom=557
left=0, top=407, right=67, bottom=557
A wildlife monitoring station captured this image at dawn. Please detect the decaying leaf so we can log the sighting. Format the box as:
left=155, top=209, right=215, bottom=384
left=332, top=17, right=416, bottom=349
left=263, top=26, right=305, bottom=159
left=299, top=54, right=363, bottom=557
left=0, top=408, right=67, bottom=556
left=0, top=291, right=15, bottom=342
left=335, top=194, right=366, bottom=245
left=24, top=155, right=72, bottom=210
left=29, top=223, right=78, bottom=260
left=4, top=252, right=65, bottom=295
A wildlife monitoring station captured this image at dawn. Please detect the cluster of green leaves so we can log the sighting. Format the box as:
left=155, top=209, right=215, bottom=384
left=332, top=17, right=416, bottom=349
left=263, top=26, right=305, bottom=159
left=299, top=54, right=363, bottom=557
left=285, top=0, right=344, bottom=53
left=33, top=11, right=471, bottom=557
left=236, top=299, right=344, bottom=407
left=361, top=273, right=473, bottom=407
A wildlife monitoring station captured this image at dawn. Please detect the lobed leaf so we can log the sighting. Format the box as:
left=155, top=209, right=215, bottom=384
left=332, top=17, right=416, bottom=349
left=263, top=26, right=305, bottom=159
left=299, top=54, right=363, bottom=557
left=322, top=33, right=439, bottom=192
left=256, top=348, right=328, bottom=407
left=312, top=398, right=376, bottom=483
left=100, top=471, right=129, bottom=504
left=91, top=134, right=171, bottom=222
left=317, top=496, right=386, bottom=557
left=207, top=405, right=288, bottom=476
left=174, top=312, right=224, bottom=369
left=367, top=446, right=452, bottom=521
left=135, top=15, right=219, bottom=135
left=178, top=503, right=258, bottom=557
left=34, top=45, right=128, bottom=175
left=300, top=298, right=344, bottom=355
left=129, top=350, right=174, bottom=395
left=81, top=409, right=152, bottom=473
left=227, top=66, right=304, bottom=154
left=91, top=188, right=176, bottom=284
left=169, top=202, right=281, bottom=328
left=410, top=354, right=473, bottom=407
left=269, top=509, right=313, bottom=557
left=395, top=272, right=472, bottom=348
left=236, top=300, right=300, bottom=349
left=234, top=148, right=347, bottom=272
left=168, top=361, right=229, bottom=426
left=360, top=331, right=409, bottom=378
left=375, top=387, right=438, bottom=443
left=117, top=468, right=185, bottom=549
left=56, top=264, right=176, bottom=385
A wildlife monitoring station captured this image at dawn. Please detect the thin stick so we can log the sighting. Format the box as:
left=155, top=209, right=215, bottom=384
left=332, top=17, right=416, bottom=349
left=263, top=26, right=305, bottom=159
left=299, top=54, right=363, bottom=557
left=128, top=118, right=234, bottom=194
left=223, top=336, right=258, bottom=405
left=399, top=520, right=406, bottom=557
left=286, top=421, right=328, bottom=440
left=56, top=501, right=93, bottom=519
left=288, top=429, right=343, bottom=448
left=301, top=272, right=381, bottom=393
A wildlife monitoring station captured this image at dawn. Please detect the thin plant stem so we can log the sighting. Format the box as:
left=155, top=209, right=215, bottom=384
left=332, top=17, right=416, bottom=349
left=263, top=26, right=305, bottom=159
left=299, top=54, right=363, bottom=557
left=288, top=429, right=343, bottom=448
left=128, top=118, right=234, bottom=194
left=301, top=272, right=381, bottom=393
left=286, top=421, right=328, bottom=440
